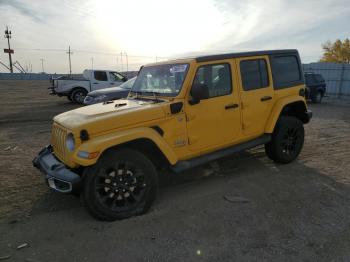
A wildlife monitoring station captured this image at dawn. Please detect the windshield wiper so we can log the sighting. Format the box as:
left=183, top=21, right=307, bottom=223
left=141, top=91, right=162, bottom=102
left=129, top=90, right=164, bottom=103
left=129, top=90, right=142, bottom=99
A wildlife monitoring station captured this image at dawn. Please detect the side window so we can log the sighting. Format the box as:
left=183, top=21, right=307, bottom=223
left=193, top=63, right=232, bottom=98
left=109, top=72, right=125, bottom=82
left=270, top=55, right=302, bottom=89
left=240, top=59, right=269, bottom=91
left=94, top=71, right=108, bottom=81
left=305, top=75, right=313, bottom=85
left=314, top=74, right=325, bottom=83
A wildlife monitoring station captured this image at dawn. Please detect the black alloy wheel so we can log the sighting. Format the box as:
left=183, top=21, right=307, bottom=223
left=265, top=116, right=304, bottom=164
left=83, top=148, right=158, bottom=221
left=95, top=162, right=148, bottom=212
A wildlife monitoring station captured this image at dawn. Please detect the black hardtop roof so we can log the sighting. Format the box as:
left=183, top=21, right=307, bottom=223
left=195, top=49, right=299, bottom=62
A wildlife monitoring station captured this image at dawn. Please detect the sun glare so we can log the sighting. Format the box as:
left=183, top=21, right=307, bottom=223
left=92, top=0, right=227, bottom=56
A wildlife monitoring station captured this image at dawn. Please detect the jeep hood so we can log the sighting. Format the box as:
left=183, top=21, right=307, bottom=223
left=54, top=99, right=166, bottom=135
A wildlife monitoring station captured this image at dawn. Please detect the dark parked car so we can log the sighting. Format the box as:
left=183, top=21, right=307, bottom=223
left=304, top=73, right=326, bottom=103
left=83, top=77, right=136, bottom=105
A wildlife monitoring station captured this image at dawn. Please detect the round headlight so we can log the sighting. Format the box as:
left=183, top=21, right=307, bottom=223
left=66, top=133, right=75, bottom=152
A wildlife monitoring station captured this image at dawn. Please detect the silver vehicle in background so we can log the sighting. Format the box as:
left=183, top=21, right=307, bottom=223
left=83, top=77, right=136, bottom=105
left=49, top=69, right=127, bottom=104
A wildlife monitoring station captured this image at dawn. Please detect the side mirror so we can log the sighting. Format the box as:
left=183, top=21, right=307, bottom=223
left=190, top=83, right=208, bottom=105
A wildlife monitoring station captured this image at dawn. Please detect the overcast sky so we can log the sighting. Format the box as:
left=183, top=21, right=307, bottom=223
left=0, top=0, right=349, bottom=73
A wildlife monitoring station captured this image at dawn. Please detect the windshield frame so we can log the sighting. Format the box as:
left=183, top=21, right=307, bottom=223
left=131, top=63, right=190, bottom=97
left=119, top=77, right=136, bottom=90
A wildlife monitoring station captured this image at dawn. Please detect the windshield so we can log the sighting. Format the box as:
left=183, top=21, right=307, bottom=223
left=132, top=63, right=189, bottom=96
left=120, top=77, right=136, bottom=90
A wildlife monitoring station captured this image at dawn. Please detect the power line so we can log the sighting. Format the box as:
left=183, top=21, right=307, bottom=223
left=14, top=47, right=170, bottom=59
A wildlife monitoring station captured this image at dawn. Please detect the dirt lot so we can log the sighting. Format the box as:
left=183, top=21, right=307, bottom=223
left=1, top=80, right=350, bottom=261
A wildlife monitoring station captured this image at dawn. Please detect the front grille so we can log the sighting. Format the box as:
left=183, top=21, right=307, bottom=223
left=51, top=123, right=68, bottom=161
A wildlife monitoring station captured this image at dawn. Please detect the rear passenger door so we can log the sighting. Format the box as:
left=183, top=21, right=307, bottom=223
left=92, top=71, right=110, bottom=90
left=237, top=56, right=274, bottom=137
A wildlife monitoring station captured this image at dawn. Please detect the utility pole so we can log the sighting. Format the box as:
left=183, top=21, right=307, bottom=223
left=66, top=46, right=73, bottom=75
left=124, top=52, right=128, bottom=74
left=120, top=52, right=123, bottom=73
left=40, top=58, right=45, bottom=72
left=4, top=26, right=14, bottom=73
left=91, top=57, right=94, bottom=70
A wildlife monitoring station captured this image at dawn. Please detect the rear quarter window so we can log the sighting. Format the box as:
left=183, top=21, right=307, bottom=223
left=270, top=54, right=304, bottom=89
left=314, top=74, right=325, bottom=82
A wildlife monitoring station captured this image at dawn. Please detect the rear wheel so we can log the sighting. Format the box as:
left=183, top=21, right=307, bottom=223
left=312, top=91, right=323, bottom=103
left=265, top=116, right=304, bottom=164
left=83, top=148, right=158, bottom=221
left=71, top=88, right=87, bottom=104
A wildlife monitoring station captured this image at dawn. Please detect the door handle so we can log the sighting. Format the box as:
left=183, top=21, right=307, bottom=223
left=93, top=82, right=99, bottom=84
left=110, top=82, right=115, bottom=84
left=261, top=96, right=272, bottom=102
left=225, top=103, right=239, bottom=110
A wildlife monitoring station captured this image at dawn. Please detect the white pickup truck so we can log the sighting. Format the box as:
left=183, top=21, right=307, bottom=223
left=49, top=69, right=127, bottom=104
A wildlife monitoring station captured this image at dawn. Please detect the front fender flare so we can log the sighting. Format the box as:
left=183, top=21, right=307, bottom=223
left=72, top=127, right=178, bottom=166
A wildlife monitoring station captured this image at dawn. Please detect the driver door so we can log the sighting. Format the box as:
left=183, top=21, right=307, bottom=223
left=108, top=71, right=126, bottom=87
left=185, top=61, right=242, bottom=153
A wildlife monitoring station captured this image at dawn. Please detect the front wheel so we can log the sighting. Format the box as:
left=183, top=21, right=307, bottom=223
left=312, top=91, right=323, bottom=103
left=265, top=116, right=304, bottom=164
left=83, top=148, right=158, bottom=221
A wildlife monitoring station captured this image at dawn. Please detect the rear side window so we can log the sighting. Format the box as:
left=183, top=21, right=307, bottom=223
left=240, top=59, right=269, bottom=91
left=270, top=55, right=303, bottom=89
left=94, top=71, right=108, bottom=81
left=305, top=74, right=316, bottom=85
left=193, top=63, right=232, bottom=98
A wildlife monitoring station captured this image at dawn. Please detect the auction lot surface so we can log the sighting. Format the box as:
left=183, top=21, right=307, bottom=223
left=1, top=80, right=350, bottom=261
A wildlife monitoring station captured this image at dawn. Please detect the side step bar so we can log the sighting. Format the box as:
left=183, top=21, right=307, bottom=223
left=171, top=134, right=271, bottom=173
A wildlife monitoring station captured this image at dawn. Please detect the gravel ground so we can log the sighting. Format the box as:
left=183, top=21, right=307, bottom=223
left=0, top=80, right=350, bottom=261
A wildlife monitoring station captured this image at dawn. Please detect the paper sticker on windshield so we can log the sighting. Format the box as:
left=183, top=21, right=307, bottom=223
left=170, top=64, right=188, bottom=73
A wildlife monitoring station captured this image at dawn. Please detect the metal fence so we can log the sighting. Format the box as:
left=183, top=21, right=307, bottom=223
left=0, top=73, right=83, bottom=80
left=0, top=71, right=138, bottom=81
left=302, top=62, right=350, bottom=97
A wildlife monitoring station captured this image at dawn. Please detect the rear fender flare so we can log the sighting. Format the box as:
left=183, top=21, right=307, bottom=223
left=265, top=96, right=307, bottom=133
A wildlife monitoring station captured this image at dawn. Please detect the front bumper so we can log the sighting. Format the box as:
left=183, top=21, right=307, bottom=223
left=32, top=145, right=81, bottom=193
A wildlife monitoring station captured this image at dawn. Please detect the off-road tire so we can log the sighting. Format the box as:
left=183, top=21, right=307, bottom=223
left=265, top=116, right=304, bottom=164
left=83, top=148, right=158, bottom=221
left=311, top=91, right=323, bottom=103
left=71, top=88, right=87, bottom=104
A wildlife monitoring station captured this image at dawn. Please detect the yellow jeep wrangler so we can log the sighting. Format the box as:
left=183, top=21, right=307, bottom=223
left=33, top=49, right=312, bottom=220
